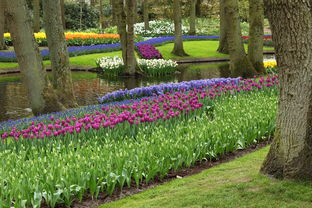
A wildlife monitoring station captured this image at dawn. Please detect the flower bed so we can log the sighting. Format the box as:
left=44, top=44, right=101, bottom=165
left=0, top=76, right=278, bottom=208
left=0, top=36, right=219, bottom=62
left=136, top=44, right=163, bottom=59
left=264, top=60, right=277, bottom=74
left=96, top=56, right=178, bottom=76
left=4, top=32, right=121, bottom=47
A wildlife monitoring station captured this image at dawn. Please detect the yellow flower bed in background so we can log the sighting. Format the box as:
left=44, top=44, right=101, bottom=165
left=263, top=60, right=277, bottom=68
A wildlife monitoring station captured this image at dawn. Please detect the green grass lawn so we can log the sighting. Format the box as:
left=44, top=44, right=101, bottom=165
left=100, top=146, right=312, bottom=208
left=0, top=41, right=274, bottom=69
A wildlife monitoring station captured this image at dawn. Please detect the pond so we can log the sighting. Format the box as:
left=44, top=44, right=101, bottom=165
left=0, top=62, right=231, bottom=122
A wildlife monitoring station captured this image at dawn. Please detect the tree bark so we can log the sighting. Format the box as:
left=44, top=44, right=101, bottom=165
left=5, top=0, right=63, bottom=115
left=0, top=0, right=7, bottom=50
left=195, top=0, right=202, bottom=17
left=33, top=0, right=40, bottom=32
left=60, top=0, right=66, bottom=30
left=260, top=0, right=312, bottom=180
left=217, top=0, right=229, bottom=54
left=171, top=0, right=188, bottom=57
left=189, top=0, right=197, bottom=35
left=224, top=0, right=256, bottom=78
left=248, top=0, right=264, bottom=73
left=112, top=0, right=137, bottom=75
left=99, top=0, right=105, bottom=29
left=42, top=0, right=77, bottom=108
left=143, top=0, right=149, bottom=31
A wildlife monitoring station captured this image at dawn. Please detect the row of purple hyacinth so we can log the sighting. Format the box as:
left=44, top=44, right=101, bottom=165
left=0, top=75, right=278, bottom=141
left=0, top=36, right=217, bottom=60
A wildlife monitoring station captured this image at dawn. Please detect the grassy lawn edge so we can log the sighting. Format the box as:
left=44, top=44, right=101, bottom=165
left=100, top=146, right=312, bottom=208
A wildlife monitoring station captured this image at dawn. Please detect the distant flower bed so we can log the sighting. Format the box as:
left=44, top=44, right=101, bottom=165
left=4, top=32, right=121, bottom=47
left=96, top=56, right=178, bottom=76
left=0, top=35, right=218, bottom=62
left=136, top=44, right=163, bottom=59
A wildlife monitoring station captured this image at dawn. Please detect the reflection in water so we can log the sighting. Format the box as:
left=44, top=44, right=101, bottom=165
left=0, top=62, right=230, bottom=122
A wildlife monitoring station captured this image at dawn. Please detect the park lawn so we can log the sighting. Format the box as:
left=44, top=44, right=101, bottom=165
left=100, top=146, right=312, bottom=208
left=0, top=41, right=274, bottom=69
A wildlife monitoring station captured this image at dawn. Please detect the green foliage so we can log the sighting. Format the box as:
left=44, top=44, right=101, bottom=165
left=64, top=2, right=99, bottom=30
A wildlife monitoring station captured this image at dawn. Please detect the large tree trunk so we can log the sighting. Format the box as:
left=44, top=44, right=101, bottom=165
left=33, top=0, right=40, bottom=32
left=217, top=0, right=229, bottom=54
left=248, top=0, right=264, bottom=73
left=5, top=0, right=63, bottom=115
left=143, top=0, right=149, bottom=31
left=224, top=0, right=256, bottom=78
left=189, top=0, right=197, bottom=35
left=171, top=0, right=188, bottom=57
left=42, top=0, right=77, bottom=108
left=0, top=0, right=7, bottom=50
left=60, top=0, right=66, bottom=30
left=112, top=0, right=137, bottom=75
left=260, top=0, right=312, bottom=180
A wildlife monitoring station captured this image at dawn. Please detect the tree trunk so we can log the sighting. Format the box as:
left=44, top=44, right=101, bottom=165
left=195, top=0, right=202, bottom=17
left=5, top=0, right=63, bottom=115
left=33, top=0, right=40, bottom=32
left=217, top=0, right=229, bottom=54
left=60, top=0, right=66, bottom=30
left=90, top=0, right=97, bottom=7
left=260, top=0, right=312, bottom=180
left=248, top=0, right=264, bottom=73
left=0, top=0, right=7, bottom=50
left=113, top=0, right=137, bottom=75
left=125, top=0, right=137, bottom=75
left=171, top=0, right=188, bottom=57
left=99, top=0, right=105, bottom=29
left=42, top=0, right=77, bottom=108
left=224, top=0, right=256, bottom=78
left=189, top=0, right=197, bottom=35
left=143, top=0, right=149, bottom=31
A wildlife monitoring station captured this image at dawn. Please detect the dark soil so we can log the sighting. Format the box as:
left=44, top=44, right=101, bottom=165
left=65, top=139, right=272, bottom=208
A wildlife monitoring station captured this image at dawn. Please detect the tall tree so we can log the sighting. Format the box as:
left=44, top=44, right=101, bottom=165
left=112, top=0, right=137, bottom=75
left=224, top=0, right=256, bottom=77
left=195, top=0, right=202, bottom=17
left=260, top=1, right=312, bottom=180
left=33, top=0, right=40, bottom=32
left=248, top=0, right=264, bottom=73
left=189, top=0, right=197, bottom=35
left=60, top=0, right=66, bottom=29
left=217, top=0, right=229, bottom=54
left=0, top=0, right=7, bottom=50
left=99, top=0, right=105, bottom=29
left=143, top=0, right=150, bottom=31
left=171, top=0, right=188, bottom=56
left=42, top=0, right=77, bottom=108
left=5, top=0, right=63, bottom=115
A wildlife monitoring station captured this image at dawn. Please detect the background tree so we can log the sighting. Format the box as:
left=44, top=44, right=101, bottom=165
left=260, top=0, right=312, bottom=180
left=248, top=0, right=264, bottom=73
left=42, top=0, right=77, bottom=108
left=143, top=0, right=150, bottom=31
left=195, top=0, right=202, bottom=17
left=224, top=0, right=256, bottom=77
left=5, top=0, right=63, bottom=115
left=0, top=0, right=7, bottom=50
left=112, top=0, right=137, bottom=75
left=33, top=0, right=40, bottom=32
left=61, top=0, right=66, bottom=29
left=171, top=0, right=188, bottom=56
left=99, top=0, right=105, bottom=29
left=189, top=0, right=197, bottom=35
left=217, top=0, right=229, bottom=54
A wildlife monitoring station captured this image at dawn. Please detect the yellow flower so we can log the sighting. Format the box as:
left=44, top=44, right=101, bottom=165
left=263, top=60, right=277, bottom=68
